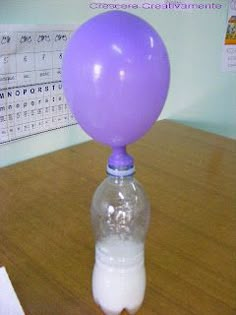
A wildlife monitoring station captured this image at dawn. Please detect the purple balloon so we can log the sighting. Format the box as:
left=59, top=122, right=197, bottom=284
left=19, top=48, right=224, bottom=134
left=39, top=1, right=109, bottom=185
left=63, top=10, right=170, bottom=152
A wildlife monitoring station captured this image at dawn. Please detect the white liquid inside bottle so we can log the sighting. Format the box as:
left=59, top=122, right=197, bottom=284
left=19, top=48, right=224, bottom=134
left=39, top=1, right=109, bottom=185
left=92, top=237, right=146, bottom=315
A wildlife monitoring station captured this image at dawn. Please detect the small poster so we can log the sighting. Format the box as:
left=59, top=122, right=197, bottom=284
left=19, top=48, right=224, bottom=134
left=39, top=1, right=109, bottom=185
left=223, top=0, right=236, bottom=71
left=0, top=25, right=77, bottom=145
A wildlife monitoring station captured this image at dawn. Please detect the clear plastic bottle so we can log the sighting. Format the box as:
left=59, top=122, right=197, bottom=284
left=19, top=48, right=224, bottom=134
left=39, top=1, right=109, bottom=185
left=91, top=163, right=150, bottom=315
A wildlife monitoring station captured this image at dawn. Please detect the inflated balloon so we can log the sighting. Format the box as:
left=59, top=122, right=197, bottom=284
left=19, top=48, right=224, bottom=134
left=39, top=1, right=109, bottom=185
left=62, top=10, right=170, bottom=168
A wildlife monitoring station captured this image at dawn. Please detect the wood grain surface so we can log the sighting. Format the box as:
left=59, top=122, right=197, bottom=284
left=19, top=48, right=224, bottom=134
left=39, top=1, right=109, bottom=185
left=0, top=120, right=235, bottom=315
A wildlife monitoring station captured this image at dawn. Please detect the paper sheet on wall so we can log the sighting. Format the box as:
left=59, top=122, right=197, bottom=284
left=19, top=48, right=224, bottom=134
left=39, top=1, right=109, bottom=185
left=0, top=25, right=77, bottom=145
left=222, top=0, right=236, bottom=71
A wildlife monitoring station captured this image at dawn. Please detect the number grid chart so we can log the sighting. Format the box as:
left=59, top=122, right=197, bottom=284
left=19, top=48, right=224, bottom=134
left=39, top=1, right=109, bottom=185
left=0, top=26, right=77, bottom=145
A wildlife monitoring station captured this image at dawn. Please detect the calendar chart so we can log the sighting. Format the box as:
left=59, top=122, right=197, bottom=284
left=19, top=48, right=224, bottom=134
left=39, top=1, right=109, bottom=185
left=0, top=25, right=77, bottom=145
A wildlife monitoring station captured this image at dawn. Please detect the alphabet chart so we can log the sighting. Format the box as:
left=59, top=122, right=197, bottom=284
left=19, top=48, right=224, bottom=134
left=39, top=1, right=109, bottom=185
left=0, top=25, right=77, bottom=145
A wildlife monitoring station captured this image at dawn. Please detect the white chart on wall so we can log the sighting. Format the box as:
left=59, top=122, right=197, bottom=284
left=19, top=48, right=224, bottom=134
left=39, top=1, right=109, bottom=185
left=0, top=25, right=77, bottom=145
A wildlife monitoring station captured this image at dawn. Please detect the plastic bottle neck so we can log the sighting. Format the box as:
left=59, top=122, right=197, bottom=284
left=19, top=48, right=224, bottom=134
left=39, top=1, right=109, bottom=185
left=107, top=146, right=134, bottom=176
left=106, top=164, right=135, bottom=177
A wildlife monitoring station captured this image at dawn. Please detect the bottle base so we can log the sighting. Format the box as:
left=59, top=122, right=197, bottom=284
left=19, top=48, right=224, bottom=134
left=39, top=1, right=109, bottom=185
left=92, top=239, right=146, bottom=315
left=92, top=263, right=145, bottom=315
left=97, top=304, right=141, bottom=315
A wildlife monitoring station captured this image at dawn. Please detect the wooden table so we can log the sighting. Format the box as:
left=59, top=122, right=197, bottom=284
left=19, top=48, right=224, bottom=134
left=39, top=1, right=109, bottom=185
left=0, top=120, right=235, bottom=315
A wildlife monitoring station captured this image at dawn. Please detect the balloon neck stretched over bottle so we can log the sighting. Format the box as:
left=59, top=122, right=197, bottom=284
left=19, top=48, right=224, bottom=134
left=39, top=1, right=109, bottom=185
left=107, top=146, right=135, bottom=177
